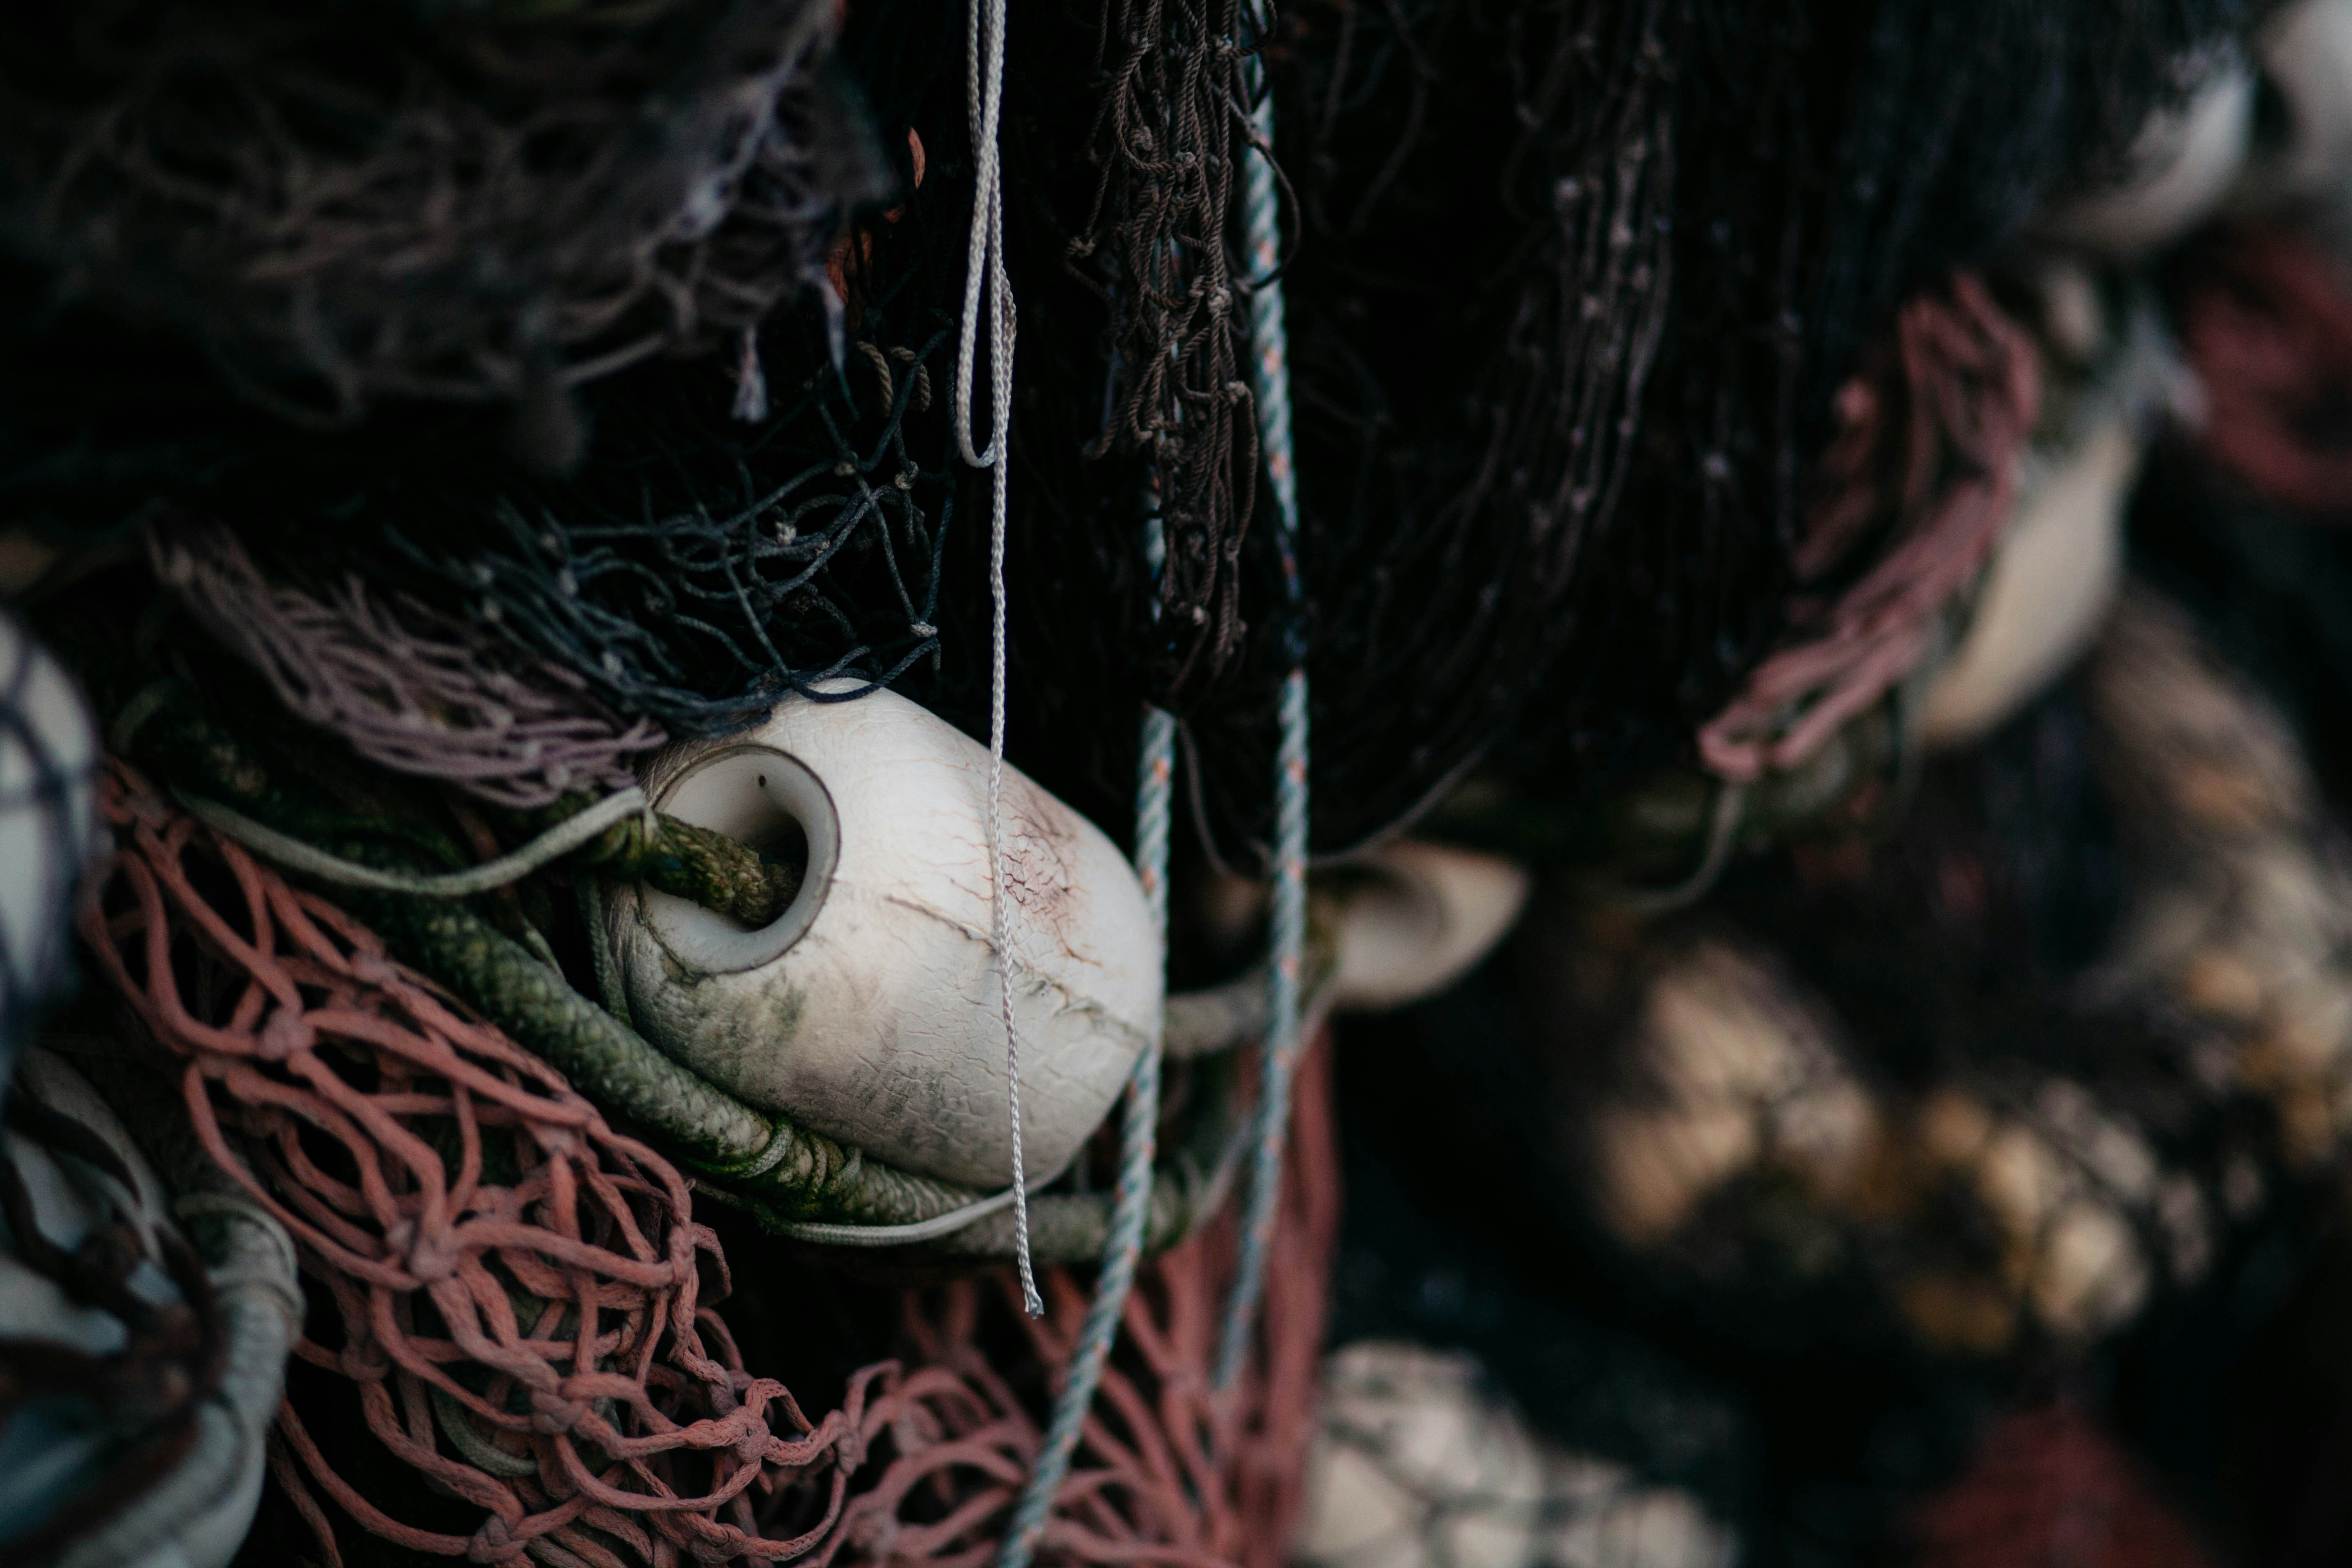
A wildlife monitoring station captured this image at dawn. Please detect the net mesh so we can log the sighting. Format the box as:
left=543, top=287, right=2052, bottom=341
left=81, top=758, right=1333, bottom=1568
left=0, top=0, right=883, bottom=444
left=2171, top=221, right=2352, bottom=514
left=150, top=520, right=664, bottom=811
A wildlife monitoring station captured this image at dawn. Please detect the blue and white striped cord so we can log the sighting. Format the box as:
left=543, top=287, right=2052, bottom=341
left=952, top=0, right=1039, bottom=1319
left=996, top=536, right=1178, bottom=1568
left=1214, top=21, right=1310, bottom=1393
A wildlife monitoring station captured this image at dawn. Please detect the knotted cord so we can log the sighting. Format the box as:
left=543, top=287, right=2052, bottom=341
left=950, top=0, right=1041, bottom=1320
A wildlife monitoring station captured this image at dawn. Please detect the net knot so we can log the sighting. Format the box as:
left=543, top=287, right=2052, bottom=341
left=406, top=1225, right=461, bottom=1284
left=258, top=1009, right=315, bottom=1062
left=337, top=1337, right=391, bottom=1382
left=466, top=1513, right=529, bottom=1565
left=347, top=952, right=401, bottom=987
left=529, top=1388, right=588, bottom=1434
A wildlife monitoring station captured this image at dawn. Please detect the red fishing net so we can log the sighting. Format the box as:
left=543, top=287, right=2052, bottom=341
left=80, top=761, right=1335, bottom=1568
left=2175, top=222, right=2352, bottom=515
left=1910, top=1407, right=2213, bottom=1568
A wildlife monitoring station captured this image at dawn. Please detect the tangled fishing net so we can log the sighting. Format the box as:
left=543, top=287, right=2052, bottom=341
left=1057, top=0, right=2282, bottom=855
left=2172, top=221, right=2352, bottom=513
left=0, top=0, right=885, bottom=447
left=82, top=760, right=1335, bottom=1568
left=1068, top=0, right=1260, bottom=706
left=151, top=520, right=664, bottom=811
left=256, top=139, right=973, bottom=741
left=1697, top=273, right=2040, bottom=781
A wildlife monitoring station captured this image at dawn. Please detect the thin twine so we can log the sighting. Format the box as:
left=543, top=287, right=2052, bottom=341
left=997, top=514, right=1179, bottom=1568
left=952, top=0, right=1039, bottom=1319
left=1216, top=7, right=1310, bottom=1393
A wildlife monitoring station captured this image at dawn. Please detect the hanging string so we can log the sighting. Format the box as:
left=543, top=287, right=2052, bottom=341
left=997, top=509, right=1177, bottom=1568
left=1215, top=3, right=1310, bottom=1392
left=954, top=0, right=1039, bottom=1317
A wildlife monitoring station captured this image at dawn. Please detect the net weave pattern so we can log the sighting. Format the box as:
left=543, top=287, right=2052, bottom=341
left=0, top=0, right=876, bottom=433
left=80, top=760, right=1331, bottom=1568
left=152, top=520, right=664, bottom=811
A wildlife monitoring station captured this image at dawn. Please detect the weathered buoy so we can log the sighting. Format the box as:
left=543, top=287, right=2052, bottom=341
left=606, top=685, right=1161, bottom=1189
left=2037, top=54, right=2253, bottom=255
left=1922, top=280, right=2181, bottom=749
left=1294, top=1341, right=1738, bottom=1568
left=2233, top=0, right=2352, bottom=211
left=1326, top=842, right=1531, bottom=1013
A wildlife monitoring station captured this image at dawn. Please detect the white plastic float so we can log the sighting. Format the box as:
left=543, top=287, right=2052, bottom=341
left=2037, top=52, right=2254, bottom=255
left=606, top=683, right=1160, bottom=1190
left=2233, top=0, right=2352, bottom=212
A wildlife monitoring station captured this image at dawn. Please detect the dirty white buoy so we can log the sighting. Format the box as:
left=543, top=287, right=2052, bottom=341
left=606, top=684, right=1161, bottom=1189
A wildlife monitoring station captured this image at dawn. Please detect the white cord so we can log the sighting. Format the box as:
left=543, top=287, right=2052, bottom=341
left=953, top=0, right=1039, bottom=1318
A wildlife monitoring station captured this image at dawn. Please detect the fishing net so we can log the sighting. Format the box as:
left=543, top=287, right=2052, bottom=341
left=2170, top=222, right=2352, bottom=513
left=1339, top=575, right=2352, bottom=1390
left=263, top=128, right=969, bottom=742
left=1063, top=0, right=2284, bottom=857
left=0, top=0, right=2284, bottom=869
left=0, top=0, right=884, bottom=449
left=1291, top=1341, right=1739, bottom=1568
left=1696, top=274, right=2039, bottom=781
left=1909, top=1407, right=2215, bottom=1568
left=150, top=520, right=664, bottom=811
left=1067, top=0, right=1260, bottom=707
left=80, top=758, right=1336, bottom=1568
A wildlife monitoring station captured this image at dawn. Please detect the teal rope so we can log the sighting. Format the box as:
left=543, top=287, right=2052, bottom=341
left=996, top=508, right=1181, bottom=1567
left=1215, top=23, right=1310, bottom=1392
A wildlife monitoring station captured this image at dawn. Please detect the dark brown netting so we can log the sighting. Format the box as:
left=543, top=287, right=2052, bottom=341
left=0, top=0, right=884, bottom=443
left=80, top=760, right=1334, bottom=1568
left=1066, top=0, right=1260, bottom=707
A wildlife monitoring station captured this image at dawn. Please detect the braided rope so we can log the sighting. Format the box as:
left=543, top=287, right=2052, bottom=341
left=1217, top=22, right=1311, bottom=1392
left=998, top=701, right=1180, bottom=1568
left=951, top=0, right=1042, bottom=1321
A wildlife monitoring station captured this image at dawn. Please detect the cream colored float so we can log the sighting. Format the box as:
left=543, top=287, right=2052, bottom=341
left=1327, top=842, right=1531, bottom=1012
left=1921, top=280, right=2185, bottom=750
left=2036, top=52, right=2254, bottom=255
left=605, top=683, right=1159, bottom=1190
left=1919, top=408, right=2137, bottom=749
left=1294, top=1341, right=1737, bottom=1568
left=2233, top=0, right=2352, bottom=213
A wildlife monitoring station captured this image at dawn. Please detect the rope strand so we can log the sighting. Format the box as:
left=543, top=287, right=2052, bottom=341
left=953, top=0, right=1039, bottom=1319
left=1216, top=6, right=1311, bottom=1391
left=998, top=506, right=1180, bottom=1566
